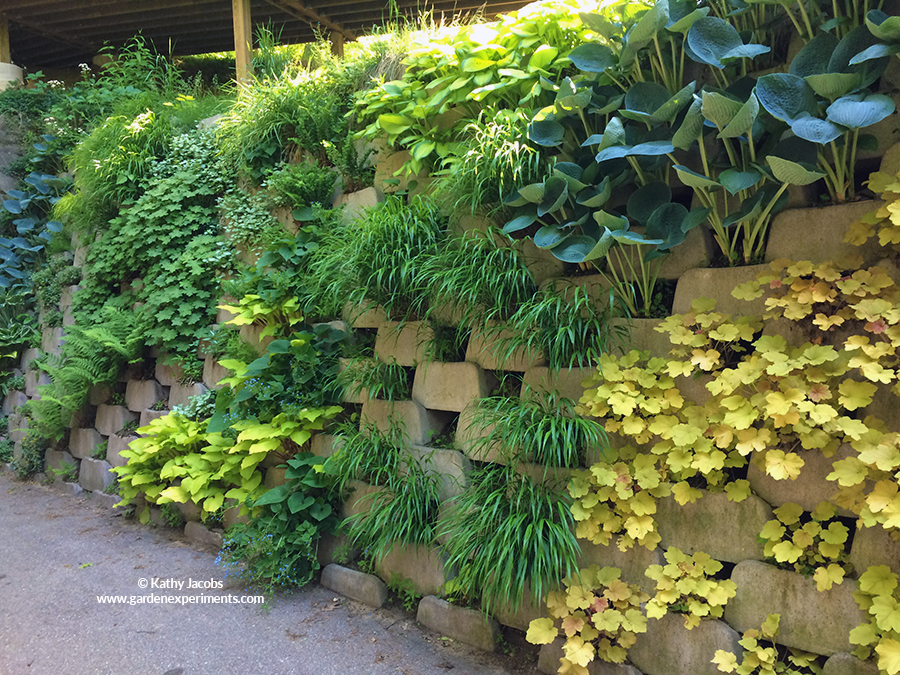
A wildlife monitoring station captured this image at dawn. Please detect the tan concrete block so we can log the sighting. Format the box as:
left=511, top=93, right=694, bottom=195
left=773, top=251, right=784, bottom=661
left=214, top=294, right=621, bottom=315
left=107, top=434, right=136, bottom=468
left=44, top=449, right=77, bottom=478
left=176, top=499, right=203, bottom=523
left=521, top=365, right=595, bottom=404
left=238, top=324, right=272, bottom=354
left=341, top=480, right=386, bottom=520
left=24, top=370, right=50, bottom=398
left=154, top=359, right=184, bottom=387
left=864, top=384, right=900, bottom=433
left=168, top=382, right=208, bottom=409
left=311, top=433, right=345, bottom=458
left=417, top=595, right=499, bottom=652
left=547, top=274, right=612, bottom=313
left=577, top=537, right=665, bottom=596
left=264, top=466, right=288, bottom=489
left=95, top=405, right=139, bottom=436
left=656, top=490, right=772, bottom=563
left=184, top=521, right=224, bottom=549
left=766, top=201, right=886, bottom=267
left=725, top=560, right=866, bottom=655
left=375, top=544, right=449, bottom=597
left=611, top=318, right=671, bottom=357
left=139, top=409, right=169, bottom=427
left=59, top=284, right=79, bottom=312
left=78, top=457, right=115, bottom=492
left=360, top=399, right=454, bottom=446
left=343, top=299, right=388, bottom=329
left=748, top=444, right=851, bottom=515
left=88, top=384, right=111, bottom=406
left=673, top=265, right=770, bottom=318
left=849, top=525, right=900, bottom=576
left=374, top=321, right=432, bottom=366
left=41, top=326, right=65, bottom=356
left=69, top=428, right=104, bottom=459
left=73, top=246, right=89, bottom=267
left=465, top=324, right=546, bottom=372
left=881, top=141, right=900, bottom=175
left=455, top=400, right=504, bottom=464
left=412, top=362, right=488, bottom=412
left=407, top=446, right=470, bottom=501
left=202, top=355, right=230, bottom=390
left=124, top=379, right=166, bottom=412
left=374, top=150, right=426, bottom=194
left=321, top=563, right=388, bottom=608
left=822, top=652, right=881, bottom=675
left=514, top=237, right=566, bottom=287
left=335, top=186, right=384, bottom=224
left=630, top=614, right=741, bottom=675
left=19, top=347, right=38, bottom=372
left=2, top=390, right=26, bottom=415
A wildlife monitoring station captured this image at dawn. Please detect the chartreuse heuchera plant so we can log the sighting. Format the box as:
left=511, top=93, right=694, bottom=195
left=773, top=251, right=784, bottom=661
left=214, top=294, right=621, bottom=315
left=851, top=565, right=900, bottom=672
left=526, top=565, right=649, bottom=672
left=645, top=548, right=737, bottom=628
left=713, top=613, right=824, bottom=674
left=759, top=501, right=851, bottom=591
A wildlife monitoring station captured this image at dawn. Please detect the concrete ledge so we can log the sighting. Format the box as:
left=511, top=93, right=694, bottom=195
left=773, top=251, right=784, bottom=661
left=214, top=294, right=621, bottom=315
left=321, top=564, right=388, bottom=608
left=90, top=491, right=122, bottom=508
left=412, top=362, right=488, bottom=413
left=360, top=399, right=453, bottom=445
left=79, top=458, right=115, bottom=492
left=822, top=652, right=880, bottom=675
left=465, top=325, right=546, bottom=372
left=374, top=321, right=432, bottom=366
left=95, top=405, right=139, bottom=436
left=375, top=544, right=449, bottom=597
left=416, top=595, right=498, bottom=652
left=849, top=525, right=900, bottom=575
left=538, top=638, right=643, bottom=675
left=184, top=521, right=224, bottom=550
left=578, top=537, right=664, bottom=595
left=521, top=366, right=595, bottom=403
left=168, top=382, right=208, bottom=408
left=630, top=614, right=741, bottom=675
left=69, top=428, right=104, bottom=460
left=125, top=379, right=166, bottom=412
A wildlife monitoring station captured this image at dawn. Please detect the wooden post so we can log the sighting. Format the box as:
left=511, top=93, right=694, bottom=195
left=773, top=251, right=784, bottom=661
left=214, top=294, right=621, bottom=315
left=232, top=0, right=252, bottom=83
left=0, top=14, right=11, bottom=64
left=330, top=30, right=344, bottom=58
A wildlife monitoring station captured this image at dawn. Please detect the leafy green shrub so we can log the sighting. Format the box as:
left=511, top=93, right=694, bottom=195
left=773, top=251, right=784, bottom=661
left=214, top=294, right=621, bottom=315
left=265, top=162, right=337, bottom=208
left=336, top=357, right=411, bottom=401
left=326, top=424, right=405, bottom=494
left=217, top=188, right=282, bottom=255
left=171, top=388, right=217, bottom=421
left=0, top=439, right=14, bottom=463
left=12, top=431, right=49, bottom=479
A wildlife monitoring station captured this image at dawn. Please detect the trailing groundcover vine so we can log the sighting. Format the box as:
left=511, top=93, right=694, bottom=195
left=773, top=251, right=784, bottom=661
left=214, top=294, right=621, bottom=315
left=2, top=2, right=900, bottom=674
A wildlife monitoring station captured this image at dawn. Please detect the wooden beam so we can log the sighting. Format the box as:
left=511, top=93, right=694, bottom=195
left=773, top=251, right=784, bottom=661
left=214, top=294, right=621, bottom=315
left=232, top=0, right=253, bottom=83
left=263, top=0, right=354, bottom=40
left=0, top=14, right=10, bottom=63
left=330, top=30, right=344, bottom=57
left=6, top=15, right=99, bottom=55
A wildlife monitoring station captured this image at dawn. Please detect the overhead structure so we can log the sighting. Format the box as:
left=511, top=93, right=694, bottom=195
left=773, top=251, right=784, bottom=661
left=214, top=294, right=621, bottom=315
left=1, top=0, right=531, bottom=72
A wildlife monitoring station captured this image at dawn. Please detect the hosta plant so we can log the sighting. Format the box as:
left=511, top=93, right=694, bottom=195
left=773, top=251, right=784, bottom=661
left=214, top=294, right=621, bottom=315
left=527, top=565, right=649, bottom=671
left=645, top=547, right=737, bottom=628
left=713, top=613, right=825, bottom=675
left=758, top=502, right=851, bottom=591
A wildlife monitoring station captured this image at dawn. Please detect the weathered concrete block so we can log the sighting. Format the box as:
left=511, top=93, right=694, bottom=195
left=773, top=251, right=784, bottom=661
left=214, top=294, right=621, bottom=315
left=73, top=246, right=89, bottom=267
left=407, top=446, right=470, bottom=501
left=748, top=444, right=851, bottom=515
left=766, top=201, right=885, bottom=267
left=337, top=357, right=372, bottom=404
left=19, top=347, right=38, bottom=372
left=95, top=405, right=139, bottom=437
left=672, top=265, right=770, bottom=318
left=69, top=428, right=104, bottom=460
left=139, top=409, right=168, bottom=427
left=630, top=614, right=741, bottom=675
left=547, top=274, right=612, bottom=313
left=238, top=324, right=272, bottom=354
left=24, top=370, right=50, bottom=398
left=311, top=433, right=345, bottom=459
left=78, top=457, right=115, bottom=492
left=321, top=564, right=388, bottom=608
left=822, top=652, right=880, bottom=675
left=55, top=481, right=83, bottom=496
left=90, top=491, right=121, bottom=508
left=106, top=434, right=135, bottom=468
left=360, top=399, right=454, bottom=446
left=412, top=362, right=488, bottom=412
left=538, top=638, right=643, bottom=675
left=417, top=596, right=499, bottom=651
left=491, top=581, right=548, bottom=633
left=124, top=379, right=166, bottom=412
left=41, top=327, right=65, bottom=356
left=514, top=237, right=566, bottom=287
left=154, top=360, right=184, bottom=387
left=456, top=400, right=504, bottom=464
left=376, top=544, right=449, bottom=597
left=341, top=481, right=386, bottom=520
left=374, top=321, right=433, bottom=367
left=87, top=384, right=111, bottom=406
left=336, top=186, right=384, bottom=224
left=176, top=499, right=202, bottom=523
left=9, top=415, right=27, bottom=443
left=865, top=385, right=900, bottom=433
left=725, top=560, right=866, bottom=655
left=184, top=521, right=223, bottom=550
left=343, top=299, right=388, bottom=329
left=611, top=318, right=670, bottom=358
left=59, top=284, right=79, bottom=311
left=521, top=366, right=595, bottom=403
left=2, top=389, right=26, bottom=415
left=44, top=449, right=77, bottom=478
left=656, top=490, right=772, bottom=563
left=264, top=466, right=288, bottom=489
left=849, top=525, right=900, bottom=576
left=168, top=382, right=208, bottom=409
left=202, top=355, right=231, bottom=390
left=465, top=324, right=546, bottom=372
left=374, top=150, right=426, bottom=193
left=578, top=537, right=665, bottom=596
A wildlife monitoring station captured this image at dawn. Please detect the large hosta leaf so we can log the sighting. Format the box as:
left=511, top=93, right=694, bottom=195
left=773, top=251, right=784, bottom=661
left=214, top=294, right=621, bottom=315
left=829, top=26, right=889, bottom=91
left=528, top=119, right=565, bottom=147
left=756, top=73, right=819, bottom=123
left=789, top=32, right=839, bottom=78
left=568, top=43, right=616, bottom=73
left=790, top=115, right=843, bottom=144
left=687, top=17, right=769, bottom=68
left=826, top=93, right=896, bottom=130
left=767, top=156, right=826, bottom=185
left=627, top=182, right=671, bottom=226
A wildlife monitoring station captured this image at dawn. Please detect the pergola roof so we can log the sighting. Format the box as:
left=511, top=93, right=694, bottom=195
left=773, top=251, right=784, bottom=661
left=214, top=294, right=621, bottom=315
left=3, top=0, right=530, bottom=70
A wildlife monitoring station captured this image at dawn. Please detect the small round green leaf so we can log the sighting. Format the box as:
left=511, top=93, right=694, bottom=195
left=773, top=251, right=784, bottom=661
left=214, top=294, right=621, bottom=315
left=568, top=43, right=616, bottom=73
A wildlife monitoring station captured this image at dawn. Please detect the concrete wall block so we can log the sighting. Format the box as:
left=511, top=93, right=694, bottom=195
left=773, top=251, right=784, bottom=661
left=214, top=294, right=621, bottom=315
left=822, top=652, right=881, bottom=675
left=317, top=532, right=354, bottom=567
left=417, top=595, right=499, bottom=652
left=78, top=457, right=115, bottom=492
left=491, top=581, right=549, bottom=633
left=44, top=449, right=77, bottom=478
left=360, top=399, right=454, bottom=446
left=91, top=491, right=122, bottom=509
left=2, top=390, right=26, bottom=415
left=375, top=544, right=449, bottom=597
left=865, top=384, right=900, bottom=434
left=88, top=384, right=111, bottom=406
left=611, top=318, right=670, bottom=358
left=335, top=186, right=384, bottom=224
left=24, top=370, right=50, bottom=398
left=337, top=358, right=371, bottom=404
left=578, top=537, right=665, bottom=596
left=95, top=405, right=139, bottom=437
left=154, top=360, right=185, bottom=387
left=238, top=324, right=273, bottom=354
left=73, top=246, right=89, bottom=267
left=202, top=355, right=231, bottom=390
left=547, top=275, right=611, bottom=314
left=407, top=446, right=470, bottom=501
left=176, top=499, right=203, bottom=523
left=521, top=366, right=595, bottom=404
left=766, top=201, right=885, bottom=267
left=465, top=324, right=547, bottom=372
left=374, top=321, right=433, bottom=367
left=341, top=480, right=386, bottom=520
left=184, top=521, right=223, bottom=550
left=724, top=560, right=866, bottom=656
left=41, top=326, right=65, bottom=356
left=655, top=490, right=772, bottom=563
left=124, top=379, right=167, bottom=412
left=849, top=525, right=900, bottom=575
left=59, top=284, right=79, bottom=311
left=311, top=433, right=345, bottom=459
left=19, top=347, right=39, bottom=372
left=748, top=444, right=852, bottom=516
left=538, top=638, right=643, bottom=675
left=630, top=614, right=741, bottom=675
left=672, top=265, right=771, bottom=317
left=9, top=414, right=28, bottom=443
left=343, top=299, right=388, bottom=329
left=455, top=400, right=504, bottom=464
left=412, top=362, right=488, bottom=413
left=264, top=466, right=288, bottom=489
left=107, top=434, right=136, bottom=468
left=139, top=409, right=169, bottom=427
left=69, top=428, right=104, bottom=459
left=610, top=224, right=711, bottom=282
left=168, top=382, right=208, bottom=409
left=321, top=564, right=388, bottom=608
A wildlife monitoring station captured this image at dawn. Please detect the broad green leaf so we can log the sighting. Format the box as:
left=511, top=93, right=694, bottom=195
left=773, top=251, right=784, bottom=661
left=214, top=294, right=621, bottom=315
left=756, top=73, right=818, bottom=123
left=673, top=164, right=720, bottom=190
left=528, top=119, right=565, bottom=147
left=866, top=9, right=900, bottom=41
left=805, top=73, right=860, bottom=100
left=538, top=176, right=568, bottom=216
left=790, top=116, right=844, bottom=145
left=568, top=43, right=616, bottom=73
left=767, top=156, right=826, bottom=186
left=702, top=90, right=744, bottom=128
left=377, top=113, right=412, bottom=135
left=719, top=93, right=759, bottom=138
left=627, top=181, right=671, bottom=226
left=526, top=618, right=558, bottom=645
left=672, top=97, right=703, bottom=150
left=629, top=0, right=669, bottom=46
left=527, top=45, right=559, bottom=73
left=461, top=56, right=494, bottom=72
left=790, top=32, right=840, bottom=78
left=826, top=94, right=896, bottom=130
left=719, top=169, right=761, bottom=195
left=534, top=224, right=569, bottom=249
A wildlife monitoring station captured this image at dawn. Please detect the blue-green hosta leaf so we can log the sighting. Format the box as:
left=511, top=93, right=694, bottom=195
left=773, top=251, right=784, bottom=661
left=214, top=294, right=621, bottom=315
left=628, top=0, right=669, bottom=47
left=578, top=12, right=620, bottom=39
left=829, top=26, right=889, bottom=91
left=719, top=168, right=762, bottom=195
left=702, top=90, right=745, bottom=128
left=650, top=81, right=697, bottom=124
left=767, top=156, right=826, bottom=185
left=25, top=173, right=50, bottom=194
left=613, top=229, right=663, bottom=246
left=568, top=43, right=616, bottom=73
left=789, top=115, right=843, bottom=144
left=720, top=92, right=759, bottom=138
left=851, top=44, right=900, bottom=65
left=646, top=202, right=689, bottom=247
left=553, top=163, right=588, bottom=192
left=622, top=82, right=671, bottom=121
left=517, top=182, right=546, bottom=204
left=595, top=140, right=674, bottom=162
left=549, top=235, right=603, bottom=263
left=42, top=176, right=69, bottom=191
left=667, top=2, right=709, bottom=33
left=722, top=43, right=770, bottom=62
left=583, top=116, right=626, bottom=151
left=36, top=231, right=53, bottom=243
left=790, top=32, right=839, bottom=78
left=534, top=224, right=570, bottom=249
left=866, top=9, right=900, bottom=41
left=13, top=218, right=35, bottom=234
left=576, top=177, right=612, bottom=208
left=756, top=73, right=819, bottom=123
left=557, top=87, right=593, bottom=113
left=528, top=119, right=565, bottom=147
left=538, top=177, right=569, bottom=217
left=3, top=199, right=21, bottom=214
left=804, top=73, right=861, bottom=100
left=673, top=164, right=721, bottom=190
left=672, top=97, right=704, bottom=150
left=688, top=17, right=765, bottom=68
left=826, top=93, right=896, bottom=130
left=627, top=181, right=671, bottom=226
left=593, top=209, right=630, bottom=233
left=682, top=206, right=712, bottom=232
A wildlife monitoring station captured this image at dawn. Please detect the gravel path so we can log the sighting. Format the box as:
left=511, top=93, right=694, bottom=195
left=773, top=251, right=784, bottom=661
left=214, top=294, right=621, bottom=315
left=0, top=473, right=540, bottom=675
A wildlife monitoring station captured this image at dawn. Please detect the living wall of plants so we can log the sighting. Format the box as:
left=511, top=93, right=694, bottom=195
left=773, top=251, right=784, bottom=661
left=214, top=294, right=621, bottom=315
left=1, top=1, right=900, bottom=674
